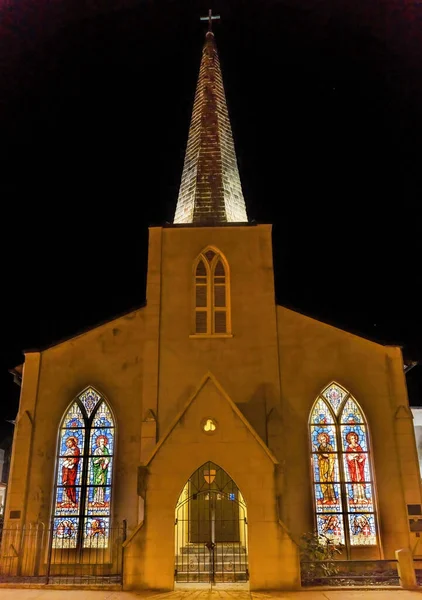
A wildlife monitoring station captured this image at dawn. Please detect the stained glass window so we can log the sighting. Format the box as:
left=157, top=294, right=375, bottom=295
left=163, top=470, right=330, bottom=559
left=193, top=248, right=231, bottom=335
left=52, top=387, right=115, bottom=550
left=310, top=382, right=377, bottom=548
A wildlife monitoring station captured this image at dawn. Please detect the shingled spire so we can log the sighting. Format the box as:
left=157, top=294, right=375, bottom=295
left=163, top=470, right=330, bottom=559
left=173, top=25, right=248, bottom=225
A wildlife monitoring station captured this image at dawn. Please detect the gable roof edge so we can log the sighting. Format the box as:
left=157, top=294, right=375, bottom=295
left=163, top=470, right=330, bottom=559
left=143, top=371, right=278, bottom=466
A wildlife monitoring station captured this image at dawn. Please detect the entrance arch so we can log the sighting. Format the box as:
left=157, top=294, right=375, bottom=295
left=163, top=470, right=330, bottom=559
left=174, top=461, right=249, bottom=585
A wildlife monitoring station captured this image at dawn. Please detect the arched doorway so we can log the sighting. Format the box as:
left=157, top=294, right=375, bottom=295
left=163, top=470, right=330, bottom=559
left=174, top=461, right=249, bottom=586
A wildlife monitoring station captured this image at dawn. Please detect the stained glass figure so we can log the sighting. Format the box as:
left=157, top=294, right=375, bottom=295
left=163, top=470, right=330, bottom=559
left=322, top=383, right=346, bottom=414
left=316, top=513, right=345, bottom=545
left=52, top=517, right=79, bottom=548
left=83, top=517, right=110, bottom=548
left=341, top=426, right=372, bottom=509
left=310, top=385, right=377, bottom=549
left=311, top=425, right=341, bottom=513
left=310, top=425, right=337, bottom=451
left=314, top=483, right=342, bottom=513
left=55, top=403, right=84, bottom=515
left=345, top=483, right=374, bottom=513
left=53, top=388, right=114, bottom=551
left=348, top=513, right=377, bottom=545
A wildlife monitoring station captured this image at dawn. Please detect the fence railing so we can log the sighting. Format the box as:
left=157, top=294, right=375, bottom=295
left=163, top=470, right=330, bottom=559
left=0, top=521, right=126, bottom=585
left=412, top=558, right=422, bottom=586
left=301, top=559, right=400, bottom=587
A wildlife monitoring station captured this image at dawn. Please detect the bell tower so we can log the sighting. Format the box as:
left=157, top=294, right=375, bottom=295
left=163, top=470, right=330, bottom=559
left=143, top=13, right=280, bottom=441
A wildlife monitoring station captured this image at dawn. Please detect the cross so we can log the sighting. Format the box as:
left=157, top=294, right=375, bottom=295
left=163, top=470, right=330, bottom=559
left=200, top=9, right=220, bottom=33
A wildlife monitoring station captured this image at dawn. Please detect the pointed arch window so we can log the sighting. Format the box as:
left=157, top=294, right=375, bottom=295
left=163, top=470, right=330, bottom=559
left=52, top=387, right=115, bottom=549
left=193, top=248, right=231, bottom=336
left=310, top=382, right=377, bottom=548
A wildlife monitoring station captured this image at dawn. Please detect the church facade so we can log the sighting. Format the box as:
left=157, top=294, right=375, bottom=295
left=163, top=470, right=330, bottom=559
left=2, top=27, right=422, bottom=592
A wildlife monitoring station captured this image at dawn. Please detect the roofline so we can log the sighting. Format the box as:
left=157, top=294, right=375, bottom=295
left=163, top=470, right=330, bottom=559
left=404, top=360, right=420, bottom=374
left=21, top=301, right=146, bottom=354
left=276, top=300, right=404, bottom=350
left=8, top=367, right=22, bottom=387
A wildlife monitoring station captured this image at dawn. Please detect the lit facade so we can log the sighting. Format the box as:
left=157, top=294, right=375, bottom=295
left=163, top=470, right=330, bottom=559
left=2, top=28, right=422, bottom=591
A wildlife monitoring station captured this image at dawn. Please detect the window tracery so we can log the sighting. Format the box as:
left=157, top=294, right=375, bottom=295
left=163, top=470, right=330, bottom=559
left=310, top=382, right=377, bottom=547
left=193, top=248, right=231, bottom=335
left=52, top=387, right=115, bottom=549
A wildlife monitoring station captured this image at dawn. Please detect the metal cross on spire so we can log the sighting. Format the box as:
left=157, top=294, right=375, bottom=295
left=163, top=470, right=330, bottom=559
left=200, top=9, right=220, bottom=32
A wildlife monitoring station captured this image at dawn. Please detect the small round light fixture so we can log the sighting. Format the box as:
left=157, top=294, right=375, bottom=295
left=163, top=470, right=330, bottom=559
left=202, top=417, right=218, bottom=434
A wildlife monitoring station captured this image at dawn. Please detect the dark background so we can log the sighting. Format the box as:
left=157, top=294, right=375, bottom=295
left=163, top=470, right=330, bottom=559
left=1, top=0, right=421, bottom=443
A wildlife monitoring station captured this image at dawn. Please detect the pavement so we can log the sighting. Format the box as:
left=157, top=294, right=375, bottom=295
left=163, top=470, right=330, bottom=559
left=0, top=590, right=422, bottom=600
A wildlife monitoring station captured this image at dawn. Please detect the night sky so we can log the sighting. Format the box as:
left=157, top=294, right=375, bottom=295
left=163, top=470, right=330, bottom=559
left=1, top=0, right=421, bottom=442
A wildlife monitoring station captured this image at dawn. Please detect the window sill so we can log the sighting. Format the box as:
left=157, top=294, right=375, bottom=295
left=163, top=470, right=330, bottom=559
left=189, top=334, right=233, bottom=339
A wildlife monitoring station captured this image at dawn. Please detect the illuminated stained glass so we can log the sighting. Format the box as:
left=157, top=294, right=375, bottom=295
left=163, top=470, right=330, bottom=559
left=87, top=438, right=113, bottom=486
left=322, top=383, right=347, bottom=414
left=83, top=517, right=110, bottom=548
left=311, top=414, right=342, bottom=516
left=345, top=483, right=374, bottom=513
left=63, top=402, right=84, bottom=428
left=80, top=387, right=101, bottom=418
left=52, top=517, right=79, bottom=548
left=53, top=389, right=114, bottom=551
left=310, top=388, right=377, bottom=549
left=314, top=483, right=342, bottom=513
left=316, top=513, right=345, bottom=545
left=310, top=425, right=338, bottom=451
left=93, top=402, right=114, bottom=428
left=341, top=398, right=364, bottom=424
left=54, top=403, right=84, bottom=516
left=312, top=454, right=341, bottom=486
left=310, top=399, right=335, bottom=425
left=348, top=513, right=377, bottom=546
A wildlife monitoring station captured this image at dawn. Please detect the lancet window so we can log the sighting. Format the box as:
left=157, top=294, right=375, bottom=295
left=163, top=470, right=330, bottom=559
left=194, top=248, right=231, bottom=335
left=310, top=382, right=377, bottom=548
left=52, top=387, right=115, bottom=549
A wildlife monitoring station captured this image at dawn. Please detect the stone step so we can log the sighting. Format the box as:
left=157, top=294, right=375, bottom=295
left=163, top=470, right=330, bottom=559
left=175, top=563, right=248, bottom=573
left=175, top=556, right=248, bottom=563
left=175, top=573, right=248, bottom=583
left=178, top=547, right=247, bottom=555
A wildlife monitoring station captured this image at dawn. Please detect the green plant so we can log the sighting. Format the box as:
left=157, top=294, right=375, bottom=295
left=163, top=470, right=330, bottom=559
left=300, top=530, right=343, bottom=582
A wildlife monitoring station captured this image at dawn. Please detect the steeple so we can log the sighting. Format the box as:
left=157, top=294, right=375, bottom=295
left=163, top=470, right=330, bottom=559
left=173, top=22, right=248, bottom=225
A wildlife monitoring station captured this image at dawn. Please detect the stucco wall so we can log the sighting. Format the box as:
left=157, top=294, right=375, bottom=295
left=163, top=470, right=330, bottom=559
left=5, top=308, right=146, bottom=532
left=5, top=221, right=422, bottom=586
left=145, top=225, right=281, bottom=446
left=124, top=376, right=299, bottom=591
left=276, top=305, right=422, bottom=558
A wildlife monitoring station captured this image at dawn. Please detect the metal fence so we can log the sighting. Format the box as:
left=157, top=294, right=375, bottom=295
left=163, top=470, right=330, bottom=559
left=0, top=521, right=126, bottom=585
left=301, top=559, right=400, bottom=587
left=413, top=558, right=422, bottom=586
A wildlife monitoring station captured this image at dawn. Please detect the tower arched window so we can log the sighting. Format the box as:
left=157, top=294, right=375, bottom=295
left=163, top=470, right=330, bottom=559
left=193, top=248, right=231, bottom=336
left=52, top=387, right=115, bottom=549
left=309, top=382, right=377, bottom=548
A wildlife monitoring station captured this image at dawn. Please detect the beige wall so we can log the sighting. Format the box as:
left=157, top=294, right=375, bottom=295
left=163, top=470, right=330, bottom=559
left=124, top=376, right=299, bottom=591
left=4, top=221, right=422, bottom=588
left=4, top=308, right=146, bottom=533
left=145, top=225, right=281, bottom=444
left=276, top=305, right=422, bottom=558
